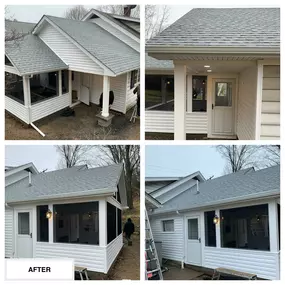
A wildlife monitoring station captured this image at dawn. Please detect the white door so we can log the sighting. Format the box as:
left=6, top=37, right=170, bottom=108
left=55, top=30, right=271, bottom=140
left=80, top=73, right=90, bottom=105
left=186, top=217, right=202, bottom=266
left=16, top=210, right=33, bottom=258
left=212, top=79, right=235, bottom=135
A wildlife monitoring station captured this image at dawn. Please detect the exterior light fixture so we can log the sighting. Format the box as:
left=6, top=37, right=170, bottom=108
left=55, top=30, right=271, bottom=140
left=46, top=209, right=52, bottom=219
left=204, top=65, right=210, bottom=68
left=213, top=215, right=219, bottom=224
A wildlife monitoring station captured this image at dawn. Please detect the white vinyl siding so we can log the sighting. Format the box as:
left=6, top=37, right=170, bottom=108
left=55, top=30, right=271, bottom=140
left=145, top=111, right=208, bottom=134
left=150, top=215, right=184, bottom=262
left=126, top=71, right=138, bottom=111
left=237, top=64, right=257, bottom=140
left=260, top=65, right=280, bottom=140
left=30, top=92, right=70, bottom=122
left=5, top=96, right=30, bottom=124
left=35, top=242, right=106, bottom=273
left=90, top=74, right=127, bottom=113
left=106, top=234, right=123, bottom=272
left=38, top=23, right=104, bottom=74
left=145, top=181, right=172, bottom=194
left=89, top=18, right=139, bottom=52
left=204, top=247, right=279, bottom=280
left=5, top=208, right=14, bottom=258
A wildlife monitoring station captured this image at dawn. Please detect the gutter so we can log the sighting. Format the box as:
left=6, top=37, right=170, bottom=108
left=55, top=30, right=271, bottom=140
left=146, top=46, right=280, bottom=55
left=149, top=190, right=280, bottom=216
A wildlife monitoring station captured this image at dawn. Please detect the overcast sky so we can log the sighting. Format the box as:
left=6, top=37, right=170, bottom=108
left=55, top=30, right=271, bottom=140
left=146, top=145, right=225, bottom=179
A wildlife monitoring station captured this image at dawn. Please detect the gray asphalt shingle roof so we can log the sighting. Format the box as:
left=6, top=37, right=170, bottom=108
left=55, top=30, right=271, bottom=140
left=5, top=20, right=36, bottom=34
left=6, top=164, right=123, bottom=203
left=145, top=54, right=174, bottom=70
left=151, top=165, right=280, bottom=215
left=147, top=8, right=280, bottom=49
left=5, top=34, right=68, bottom=75
left=46, top=15, right=140, bottom=75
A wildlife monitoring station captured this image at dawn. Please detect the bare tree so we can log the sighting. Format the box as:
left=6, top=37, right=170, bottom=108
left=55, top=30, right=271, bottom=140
left=55, top=145, right=95, bottom=168
left=97, top=145, right=140, bottom=209
left=97, top=5, right=140, bottom=18
left=145, top=5, right=170, bottom=40
left=64, top=5, right=90, bottom=20
left=216, top=145, right=280, bottom=174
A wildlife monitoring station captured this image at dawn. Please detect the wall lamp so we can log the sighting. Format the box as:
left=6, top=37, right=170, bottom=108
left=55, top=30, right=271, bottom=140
left=46, top=209, right=52, bottom=219
left=213, top=215, right=219, bottom=225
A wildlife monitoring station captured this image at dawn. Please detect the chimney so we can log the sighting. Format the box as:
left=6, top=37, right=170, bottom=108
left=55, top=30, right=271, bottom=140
left=123, top=5, right=136, bottom=17
left=29, top=172, right=32, bottom=186
left=196, top=180, right=199, bottom=194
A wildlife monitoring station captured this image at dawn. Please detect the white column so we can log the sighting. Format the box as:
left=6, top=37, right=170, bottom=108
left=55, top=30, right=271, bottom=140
left=23, top=76, right=31, bottom=107
left=102, top=75, right=110, bottom=117
left=255, top=63, right=263, bottom=139
left=68, top=70, right=72, bottom=105
left=268, top=201, right=278, bottom=252
left=215, top=209, right=221, bottom=248
left=49, top=204, right=54, bottom=243
left=99, top=199, right=107, bottom=247
left=187, top=74, right=193, bottom=112
left=58, top=70, right=62, bottom=96
left=174, top=63, right=187, bottom=140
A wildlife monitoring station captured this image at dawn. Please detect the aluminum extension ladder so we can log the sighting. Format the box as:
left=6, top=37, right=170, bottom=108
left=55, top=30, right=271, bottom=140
left=145, top=210, right=163, bottom=280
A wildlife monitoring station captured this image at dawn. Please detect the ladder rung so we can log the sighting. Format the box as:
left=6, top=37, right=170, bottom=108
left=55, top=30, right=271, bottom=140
left=147, top=268, right=160, bottom=274
left=146, top=258, right=157, bottom=262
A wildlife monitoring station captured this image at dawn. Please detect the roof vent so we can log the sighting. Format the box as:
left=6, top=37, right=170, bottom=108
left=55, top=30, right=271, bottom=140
left=196, top=180, right=199, bottom=194
left=29, top=172, right=32, bottom=186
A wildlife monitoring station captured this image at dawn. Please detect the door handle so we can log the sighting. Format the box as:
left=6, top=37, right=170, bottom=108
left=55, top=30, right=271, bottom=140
left=30, top=233, right=32, bottom=238
left=198, top=237, right=201, bottom=243
left=212, top=104, right=214, bottom=110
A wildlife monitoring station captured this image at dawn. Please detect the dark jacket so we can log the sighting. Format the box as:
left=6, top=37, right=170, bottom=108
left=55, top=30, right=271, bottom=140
left=123, top=220, right=135, bottom=235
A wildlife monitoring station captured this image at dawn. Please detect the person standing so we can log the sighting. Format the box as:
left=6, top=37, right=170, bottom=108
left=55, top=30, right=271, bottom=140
left=123, top=218, right=135, bottom=245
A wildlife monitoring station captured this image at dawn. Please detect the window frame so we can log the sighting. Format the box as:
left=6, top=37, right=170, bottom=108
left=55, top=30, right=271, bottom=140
left=130, top=70, right=139, bottom=89
left=162, top=219, right=174, bottom=232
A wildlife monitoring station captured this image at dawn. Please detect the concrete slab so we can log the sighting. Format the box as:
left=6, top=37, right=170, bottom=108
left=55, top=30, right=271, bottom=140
left=163, top=264, right=204, bottom=280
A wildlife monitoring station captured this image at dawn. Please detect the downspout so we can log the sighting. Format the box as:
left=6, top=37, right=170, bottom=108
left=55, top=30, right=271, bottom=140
left=31, top=122, right=45, bottom=137
left=176, top=210, right=185, bottom=269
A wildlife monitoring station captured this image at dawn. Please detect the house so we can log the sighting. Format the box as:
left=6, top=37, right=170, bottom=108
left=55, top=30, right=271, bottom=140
left=5, top=162, right=128, bottom=274
left=146, top=165, right=280, bottom=280
left=145, top=8, right=280, bottom=140
left=5, top=8, right=140, bottom=133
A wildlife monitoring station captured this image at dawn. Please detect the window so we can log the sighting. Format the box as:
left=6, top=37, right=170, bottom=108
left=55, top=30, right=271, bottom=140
left=107, top=202, right=117, bottom=243
left=53, top=202, right=99, bottom=245
left=192, top=76, right=207, bottom=112
left=130, top=70, right=139, bottom=89
left=61, top=70, right=69, bottom=94
left=204, top=211, right=216, bottom=247
left=162, top=220, right=174, bottom=232
left=5, top=73, right=24, bottom=104
left=220, top=204, right=269, bottom=251
left=215, top=82, right=232, bottom=106
left=37, top=205, right=49, bottom=242
left=145, top=75, right=174, bottom=111
left=188, top=218, right=198, bottom=239
left=18, top=212, right=29, bottom=235
left=117, top=209, right=122, bottom=236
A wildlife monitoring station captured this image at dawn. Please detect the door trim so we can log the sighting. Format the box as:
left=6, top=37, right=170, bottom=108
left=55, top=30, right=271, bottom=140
left=207, top=74, right=238, bottom=138
left=185, top=215, right=202, bottom=266
left=14, top=208, right=33, bottom=258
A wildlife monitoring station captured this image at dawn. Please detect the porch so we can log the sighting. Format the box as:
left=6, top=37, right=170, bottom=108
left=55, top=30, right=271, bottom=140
left=145, top=57, right=280, bottom=140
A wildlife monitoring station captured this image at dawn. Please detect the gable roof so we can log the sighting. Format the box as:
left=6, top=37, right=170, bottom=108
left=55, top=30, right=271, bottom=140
left=5, top=162, right=39, bottom=176
left=146, top=8, right=280, bottom=52
left=5, top=33, right=68, bottom=76
left=150, top=165, right=280, bottom=215
left=35, top=15, right=140, bottom=75
left=6, top=163, right=125, bottom=204
left=145, top=54, right=174, bottom=71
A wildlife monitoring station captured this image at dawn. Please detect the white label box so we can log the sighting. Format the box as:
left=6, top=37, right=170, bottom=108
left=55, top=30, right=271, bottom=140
left=5, top=259, right=74, bottom=280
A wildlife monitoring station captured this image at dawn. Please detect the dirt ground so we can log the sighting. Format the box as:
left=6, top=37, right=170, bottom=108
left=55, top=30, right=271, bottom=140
left=145, top=132, right=237, bottom=140
left=5, top=103, right=140, bottom=140
left=162, top=263, right=204, bottom=280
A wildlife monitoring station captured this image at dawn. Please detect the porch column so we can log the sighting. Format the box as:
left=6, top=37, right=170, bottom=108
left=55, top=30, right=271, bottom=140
left=102, top=75, right=110, bottom=117
left=49, top=204, right=54, bottom=243
left=58, top=70, right=62, bottom=96
left=174, top=63, right=187, bottom=140
left=99, top=199, right=107, bottom=247
left=268, top=201, right=278, bottom=252
left=215, top=209, right=221, bottom=248
left=23, top=75, right=31, bottom=107
left=68, top=70, right=72, bottom=105
left=187, top=74, right=193, bottom=112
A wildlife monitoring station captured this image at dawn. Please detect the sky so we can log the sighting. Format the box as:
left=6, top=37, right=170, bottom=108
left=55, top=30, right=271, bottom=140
left=5, top=145, right=60, bottom=172
left=145, top=145, right=225, bottom=179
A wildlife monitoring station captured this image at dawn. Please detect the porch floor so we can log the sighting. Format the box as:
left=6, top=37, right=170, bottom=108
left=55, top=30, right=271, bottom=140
left=5, top=103, right=140, bottom=140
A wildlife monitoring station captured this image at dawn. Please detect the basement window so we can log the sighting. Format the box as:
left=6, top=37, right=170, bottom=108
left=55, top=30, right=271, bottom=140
left=53, top=202, right=99, bottom=245
left=37, top=205, right=49, bottom=242
left=220, top=204, right=269, bottom=251
left=162, top=219, right=174, bottom=232
left=204, top=211, right=216, bottom=247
